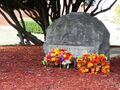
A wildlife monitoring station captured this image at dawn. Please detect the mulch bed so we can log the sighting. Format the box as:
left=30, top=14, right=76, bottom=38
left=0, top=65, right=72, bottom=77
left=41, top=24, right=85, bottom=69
left=0, top=45, right=120, bottom=90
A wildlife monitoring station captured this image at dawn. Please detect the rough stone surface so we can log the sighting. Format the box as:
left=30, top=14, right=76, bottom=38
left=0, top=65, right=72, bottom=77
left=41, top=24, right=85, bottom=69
left=47, top=45, right=98, bottom=57
left=43, top=12, right=110, bottom=59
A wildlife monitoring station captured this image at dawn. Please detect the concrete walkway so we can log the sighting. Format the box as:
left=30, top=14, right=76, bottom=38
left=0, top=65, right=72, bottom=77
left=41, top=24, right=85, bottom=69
left=0, top=25, right=44, bottom=45
left=110, top=47, right=120, bottom=58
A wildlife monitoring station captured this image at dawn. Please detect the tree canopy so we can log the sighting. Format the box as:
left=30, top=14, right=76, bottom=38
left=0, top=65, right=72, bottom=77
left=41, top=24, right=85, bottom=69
left=0, top=0, right=117, bottom=45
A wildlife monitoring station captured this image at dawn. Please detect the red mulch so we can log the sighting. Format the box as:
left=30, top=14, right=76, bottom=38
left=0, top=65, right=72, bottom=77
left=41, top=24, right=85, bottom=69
left=0, top=46, right=120, bottom=90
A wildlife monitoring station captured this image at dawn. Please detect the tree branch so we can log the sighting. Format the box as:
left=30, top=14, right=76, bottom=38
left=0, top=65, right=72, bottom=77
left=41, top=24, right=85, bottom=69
left=0, top=9, right=16, bottom=28
left=100, top=0, right=107, bottom=10
left=72, top=0, right=82, bottom=12
left=66, top=0, right=72, bottom=14
left=90, top=0, right=102, bottom=16
left=23, top=10, right=42, bottom=26
left=92, top=0, right=117, bottom=16
left=56, top=0, right=61, bottom=17
left=84, top=0, right=94, bottom=12
left=17, top=9, right=26, bottom=30
left=62, top=0, right=65, bottom=15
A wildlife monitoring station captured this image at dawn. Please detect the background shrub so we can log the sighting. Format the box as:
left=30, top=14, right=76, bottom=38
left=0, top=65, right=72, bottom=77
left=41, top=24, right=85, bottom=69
left=111, top=3, right=120, bottom=24
left=21, top=19, right=43, bottom=34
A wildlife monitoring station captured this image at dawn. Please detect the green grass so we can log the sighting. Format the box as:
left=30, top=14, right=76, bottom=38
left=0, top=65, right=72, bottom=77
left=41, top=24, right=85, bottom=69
left=20, top=20, right=43, bottom=34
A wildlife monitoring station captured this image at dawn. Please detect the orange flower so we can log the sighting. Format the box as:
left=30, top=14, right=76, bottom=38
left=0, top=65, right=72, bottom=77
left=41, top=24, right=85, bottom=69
left=77, top=62, right=82, bottom=68
left=84, top=68, right=89, bottom=73
left=91, top=68, right=95, bottom=74
left=91, top=68, right=95, bottom=72
left=101, top=67, right=106, bottom=73
left=87, top=62, right=93, bottom=68
left=95, top=66, right=101, bottom=72
left=79, top=66, right=86, bottom=73
left=83, top=54, right=90, bottom=60
left=94, top=72, right=98, bottom=74
left=76, top=53, right=110, bottom=74
left=106, top=69, right=110, bottom=73
left=104, top=64, right=110, bottom=69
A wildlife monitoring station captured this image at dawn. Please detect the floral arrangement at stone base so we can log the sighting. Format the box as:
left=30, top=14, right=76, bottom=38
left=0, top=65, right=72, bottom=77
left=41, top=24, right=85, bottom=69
left=76, top=53, right=110, bottom=74
left=42, top=48, right=73, bottom=69
left=42, top=48, right=110, bottom=75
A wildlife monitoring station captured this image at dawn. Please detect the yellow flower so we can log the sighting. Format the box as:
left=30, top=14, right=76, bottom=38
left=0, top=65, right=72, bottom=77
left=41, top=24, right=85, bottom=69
left=84, top=68, right=89, bottom=73
left=87, top=62, right=93, bottom=68
left=63, top=54, right=66, bottom=58
left=94, top=72, right=98, bottom=74
left=69, top=56, right=73, bottom=60
left=95, top=66, right=100, bottom=72
left=54, top=48, right=59, bottom=52
left=51, top=53, right=55, bottom=56
left=77, top=64, right=81, bottom=68
left=76, top=57, right=82, bottom=62
left=106, top=69, right=110, bottom=73
left=51, top=58, right=56, bottom=61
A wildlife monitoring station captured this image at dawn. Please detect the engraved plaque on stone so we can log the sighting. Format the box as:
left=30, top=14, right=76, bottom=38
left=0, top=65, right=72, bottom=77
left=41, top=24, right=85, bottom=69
left=47, top=45, right=98, bottom=57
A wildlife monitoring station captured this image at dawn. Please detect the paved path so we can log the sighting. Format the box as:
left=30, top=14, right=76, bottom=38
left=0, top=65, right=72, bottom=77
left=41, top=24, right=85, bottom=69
left=110, top=47, right=120, bottom=58
left=0, top=25, right=44, bottom=45
left=0, top=26, right=19, bottom=45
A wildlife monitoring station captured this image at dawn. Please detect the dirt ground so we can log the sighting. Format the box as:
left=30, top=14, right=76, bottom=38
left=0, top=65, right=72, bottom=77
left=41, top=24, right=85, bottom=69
left=0, top=45, right=120, bottom=90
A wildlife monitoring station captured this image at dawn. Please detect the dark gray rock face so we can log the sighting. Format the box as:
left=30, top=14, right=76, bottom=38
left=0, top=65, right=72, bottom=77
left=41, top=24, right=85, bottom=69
left=43, top=12, right=110, bottom=59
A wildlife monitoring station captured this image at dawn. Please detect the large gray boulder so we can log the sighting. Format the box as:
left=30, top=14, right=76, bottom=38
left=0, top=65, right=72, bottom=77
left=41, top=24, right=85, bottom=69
left=43, top=12, right=110, bottom=59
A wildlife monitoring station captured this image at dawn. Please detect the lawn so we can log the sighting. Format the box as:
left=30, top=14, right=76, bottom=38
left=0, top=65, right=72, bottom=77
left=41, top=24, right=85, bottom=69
left=0, top=45, right=120, bottom=90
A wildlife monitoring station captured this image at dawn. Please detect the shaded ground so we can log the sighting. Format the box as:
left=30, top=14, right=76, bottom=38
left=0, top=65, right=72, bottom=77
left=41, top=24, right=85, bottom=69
left=0, top=46, right=120, bottom=90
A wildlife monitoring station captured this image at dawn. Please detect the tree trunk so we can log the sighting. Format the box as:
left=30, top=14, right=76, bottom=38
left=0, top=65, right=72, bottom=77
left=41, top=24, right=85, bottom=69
left=24, top=32, right=44, bottom=45
left=17, top=26, right=44, bottom=45
left=17, top=30, right=25, bottom=45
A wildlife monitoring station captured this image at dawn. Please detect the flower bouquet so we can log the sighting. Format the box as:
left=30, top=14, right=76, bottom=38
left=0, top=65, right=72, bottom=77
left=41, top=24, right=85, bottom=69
left=42, top=48, right=73, bottom=69
left=76, top=53, right=110, bottom=74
